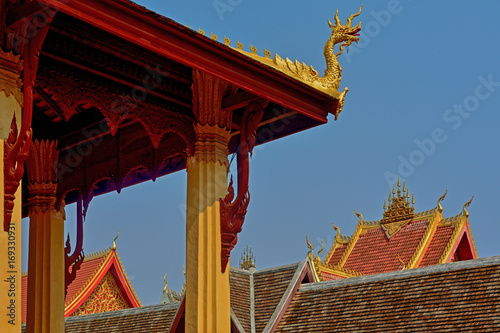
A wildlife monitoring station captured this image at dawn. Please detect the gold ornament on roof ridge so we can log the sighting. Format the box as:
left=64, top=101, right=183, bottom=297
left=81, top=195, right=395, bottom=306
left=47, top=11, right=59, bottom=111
left=227, top=6, right=362, bottom=110
left=239, top=245, right=256, bottom=270
left=112, top=230, right=119, bottom=250
left=462, top=196, right=474, bottom=217
left=437, top=190, right=448, bottom=213
left=382, top=180, right=415, bottom=224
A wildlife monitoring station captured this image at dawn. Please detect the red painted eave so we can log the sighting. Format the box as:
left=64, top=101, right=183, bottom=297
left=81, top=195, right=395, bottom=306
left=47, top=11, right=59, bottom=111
left=36, top=0, right=334, bottom=123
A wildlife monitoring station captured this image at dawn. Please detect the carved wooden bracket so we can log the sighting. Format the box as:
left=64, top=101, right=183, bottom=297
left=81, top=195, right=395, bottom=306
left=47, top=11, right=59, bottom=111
left=3, top=4, right=55, bottom=231
left=64, top=193, right=84, bottom=296
left=220, top=101, right=264, bottom=273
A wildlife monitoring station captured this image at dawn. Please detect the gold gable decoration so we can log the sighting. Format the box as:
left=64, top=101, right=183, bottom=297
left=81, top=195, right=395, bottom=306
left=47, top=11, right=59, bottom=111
left=70, top=272, right=129, bottom=316
left=381, top=179, right=415, bottom=238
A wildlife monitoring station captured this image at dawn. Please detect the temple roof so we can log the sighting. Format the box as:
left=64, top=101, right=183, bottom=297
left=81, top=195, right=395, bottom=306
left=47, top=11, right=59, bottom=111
left=311, top=182, right=477, bottom=281
left=24, top=256, right=500, bottom=332
left=20, top=0, right=352, bottom=215
left=21, top=247, right=141, bottom=322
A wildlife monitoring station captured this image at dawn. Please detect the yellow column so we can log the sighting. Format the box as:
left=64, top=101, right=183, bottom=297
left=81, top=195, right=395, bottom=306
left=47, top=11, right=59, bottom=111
left=0, top=50, right=24, bottom=333
left=186, top=124, right=231, bottom=333
left=25, top=140, right=65, bottom=333
left=186, top=70, right=232, bottom=332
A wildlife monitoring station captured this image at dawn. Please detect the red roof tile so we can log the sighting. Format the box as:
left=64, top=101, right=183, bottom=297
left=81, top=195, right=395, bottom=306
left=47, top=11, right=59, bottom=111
left=344, top=219, right=429, bottom=274
left=327, top=243, right=347, bottom=267
left=419, top=224, right=455, bottom=267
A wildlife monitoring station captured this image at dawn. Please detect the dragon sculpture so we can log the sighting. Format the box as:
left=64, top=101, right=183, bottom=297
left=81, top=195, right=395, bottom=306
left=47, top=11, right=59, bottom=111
left=229, top=6, right=362, bottom=117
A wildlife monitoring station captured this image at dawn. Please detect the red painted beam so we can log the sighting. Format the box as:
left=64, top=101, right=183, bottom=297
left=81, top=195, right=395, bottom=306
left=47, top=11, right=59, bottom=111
left=36, top=0, right=333, bottom=123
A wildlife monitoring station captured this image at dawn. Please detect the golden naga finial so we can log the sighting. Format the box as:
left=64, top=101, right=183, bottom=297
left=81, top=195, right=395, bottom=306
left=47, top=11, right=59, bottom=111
left=332, top=222, right=341, bottom=242
left=463, top=196, right=474, bottom=217
left=210, top=32, right=218, bottom=41
left=227, top=6, right=361, bottom=107
left=316, top=239, right=324, bottom=259
left=223, top=36, right=231, bottom=46
left=112, top=230, right=119, bottom=250
left=437, top=189, right=448, bottom=213
left=354, top=209, right=363, bottom=222
left=306, top=235, right=313, bottom=254
left=163, top=273, right=168, bottom=292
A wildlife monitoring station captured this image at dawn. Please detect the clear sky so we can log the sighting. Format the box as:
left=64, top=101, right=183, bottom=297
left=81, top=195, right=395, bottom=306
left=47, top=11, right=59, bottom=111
left=22, top=0, right=500, bottom=306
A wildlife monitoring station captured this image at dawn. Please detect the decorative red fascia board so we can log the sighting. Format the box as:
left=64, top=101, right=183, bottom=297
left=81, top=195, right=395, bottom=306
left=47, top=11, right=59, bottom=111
left=36, top=0, right=332, bottom=123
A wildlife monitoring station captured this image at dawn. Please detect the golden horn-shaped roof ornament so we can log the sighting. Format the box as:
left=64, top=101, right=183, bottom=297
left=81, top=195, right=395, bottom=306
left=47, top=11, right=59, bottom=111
left=463, top=196, right=474, bottom=217
left=163, top=273, right=168, bottom=292
left=354, top=209, right=363, bottom=222
left=112, top=230, right=119, bottom=250
left=437, top=190, right=448, bottom=213
left=306, top=235, right=313, bottom=252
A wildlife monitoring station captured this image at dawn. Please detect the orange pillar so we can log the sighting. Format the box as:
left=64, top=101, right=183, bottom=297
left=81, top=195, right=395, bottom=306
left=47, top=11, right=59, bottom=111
left=0, top=49, right=24, bottom=333
left=25, top=140, right=65, bottom=333
left=185, top=71, right=232, bottom=332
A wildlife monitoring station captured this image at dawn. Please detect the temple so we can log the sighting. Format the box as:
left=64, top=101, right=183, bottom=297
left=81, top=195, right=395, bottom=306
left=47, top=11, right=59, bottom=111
left=0, top=1, right=362, bottom=332
left=309, top=180, right=477, bottom=281
left=20, top=241, right=141, bottom=323
left=24, top=255, right=500, bottom=332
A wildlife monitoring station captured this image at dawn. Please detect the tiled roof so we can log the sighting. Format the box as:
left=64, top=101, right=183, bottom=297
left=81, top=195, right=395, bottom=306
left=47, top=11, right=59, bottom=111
left=276, top=256, right=500, bottom=332
left=327, top=243, right=347, bottom=266
left=229, top=269, right=251, bottom=333
left=344, top=219, right=429, bottom=274
left=253, top=263, right=300, bottom=333
left=21, top=248, right=140, bottom=322
left=21, top=250, right=108, bottom=323
left=22, top=303, right=180, bottom=333
left=419, top=224, right=455, bottom=267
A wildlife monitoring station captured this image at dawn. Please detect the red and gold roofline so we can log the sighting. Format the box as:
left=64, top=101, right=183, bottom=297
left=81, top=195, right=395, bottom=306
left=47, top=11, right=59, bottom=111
left=315, top=184, right=477, bottom=278
left=64, top=247, right=141, bottom=316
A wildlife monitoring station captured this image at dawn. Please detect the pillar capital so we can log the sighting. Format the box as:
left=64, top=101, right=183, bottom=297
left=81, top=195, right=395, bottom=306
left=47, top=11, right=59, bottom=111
left=25, top=139, right=59, bottom=214
left=0, top=49, right=23, bottom=106
left=192, top=70, right=233, bottom=129
left=189, top=123, right=231, bottom=169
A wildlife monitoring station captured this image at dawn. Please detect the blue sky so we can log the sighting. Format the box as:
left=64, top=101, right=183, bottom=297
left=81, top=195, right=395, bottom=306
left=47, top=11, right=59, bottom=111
left=23, top=0, right=500, bottom=306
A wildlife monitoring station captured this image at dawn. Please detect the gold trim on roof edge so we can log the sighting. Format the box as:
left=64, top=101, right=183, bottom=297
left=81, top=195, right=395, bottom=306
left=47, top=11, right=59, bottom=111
left=190, top=7, right=363, bottom=118
left=405, top=211, right=439, bottom=269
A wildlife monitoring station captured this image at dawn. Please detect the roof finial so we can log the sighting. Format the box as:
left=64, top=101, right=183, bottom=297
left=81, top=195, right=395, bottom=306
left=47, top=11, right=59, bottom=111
left=383, top=199, right=387, bottom=210
left=412, top=193, right=415, bottom=208
left=354, top=209, right=363, bottom=223
left=316, top=240, right=324, bottom=259
left=239, top=245, right=256, bottom=269
left=403, top=181, right=406, bottom=193
left=392, top=184, right=396, bottom=195
left=397, top=177, right=401, bottom=196
left=463, top=196, right=474, bottom=217
left=163, top=273, right=168, bottom=292
left=388, top=192, right=392, bottom=202
left=437, top=190, right=448, bottom=213
left=112, top=230, right=119, bottom=250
